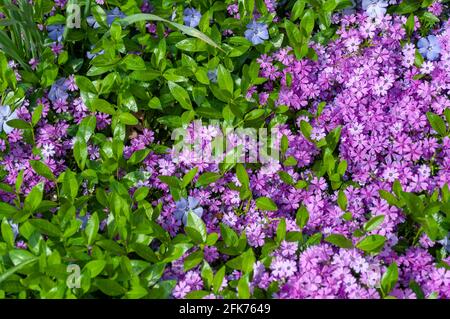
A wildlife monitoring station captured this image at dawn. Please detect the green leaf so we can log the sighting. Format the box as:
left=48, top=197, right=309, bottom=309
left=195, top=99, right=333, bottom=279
left=237, top=274, right=250, bottom=299
left=5, top=119, right=31, bottom=130
left=296, top=206, right=309, bottom=229
left=0, top=257, right=38, bottom=284
left=427, top=112, right=447, bottom=137
left=236, top=164, right=249, bottom=189
left=194, top=68, right=210, bottom=85
left=32, top=104, right=43, bottom=126
left=300, top=9, right=315, bottom=36
left=356, top=235, right=386, bottom=253
left=118, top=112, right=138, bottom=125
left=184, top=250, right=204, bottom=271
left=1, top=218, right=14, bottom=247
left=276, top=218, right=286, bottom=243
left=300, top=120, right=312, bottom=139
left=85, top=212, right=99, bottom=246
left=220, top=223, right=239, bottom=247
left=175, top=38, right=207, bottom=52
left=158, top=175, right=181, bottom=189
left=30, top=160, right=55, bottom=181
left=73, top=139, right=87, bottom=170
left=84, top=260, right=106, bottom=278
left=77, top=116, right=96, bottom=142
left=325, top=234, right=353, bottom=248
left=196, top=172, right=222, bottom=187
left=92, top=98, right=116, bottom=115
left=134, top=187, right=149, bottom=202
left=119, top=14, right=222, bottom=51
left=379, top=190, right=399, bottom=206
left=95, top=279, right=126, bottom=296
left=381, top=262, right=398, bottom=297
left=29, top=218, right=62, bottom=237
left=182, top=167, right=198, bottom=188
left=129, top=243, right=158, bottom=263
left=186, top=211, right=207, bottom=243
left=24, top=182, right=44, bottom=212
left=122, top=54, right=146, bottom=71
left=75, top=75, right=97, bottom=94
left=217, top=65, right=233, bottom=94
left=255, top=197, right=278, bottom=211
left=127, top=148, right=150, bottom=166
left=0, top=202, right=18, bottom=216
left=364, top=215, right=385, bottom=232
left=337, top=190, right=347, bottom=211
left=291, top=0, right=306, bottom=21
left=168, top=81, right=192, bottom=110
left=212, top=266, right=225, bottom=294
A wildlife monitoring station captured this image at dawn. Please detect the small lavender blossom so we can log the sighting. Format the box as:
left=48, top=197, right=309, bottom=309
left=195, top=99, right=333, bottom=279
left=48, top=78, right=69, bottom=102
left=47, top=24, right=65, bottom=42
left=183, top=8, right=202, bottom=28
left=244, top=21, right=269, bottom=45
left=16, top=241, right=27, bottom=249
left=174, top=196, right=203, bottom=225
left=362, top=0, right=388, bottom=18
left=418, top=35, right=441, bottom=61
left=106, top=7, right=126, bottom=26
left=0, top=105, right=18, bottom=134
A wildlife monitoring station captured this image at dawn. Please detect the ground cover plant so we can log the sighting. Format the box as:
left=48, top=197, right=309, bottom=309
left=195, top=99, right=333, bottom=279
left=0, top=0, right=450, bottom=299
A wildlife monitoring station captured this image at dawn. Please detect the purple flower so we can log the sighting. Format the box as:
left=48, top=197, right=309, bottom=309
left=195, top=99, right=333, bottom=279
left=418, top=35, right=441, bottom=61
left=245, top=21, right=269, bottom=45
left=174, top=196, right=203, bottom=225
left=47, top=24, right=64, bottom=42
left=183, top=8, right=202, bottom=28
left=0, top=105, right=18, bottom=134
left=48, top=78, right=69, bottom=103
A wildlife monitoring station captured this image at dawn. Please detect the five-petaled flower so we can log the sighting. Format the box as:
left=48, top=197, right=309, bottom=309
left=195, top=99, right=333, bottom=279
left=47, top=24, right=65, bottom=42
left=362, top=0, right=388, bottom=18
left=174, top=196, right=204, bottom=225
left=418, top=35, right=441, bottom=61
left=183, top=8, right=202, bottom=28
left=245, top=21, right=269, bottom=45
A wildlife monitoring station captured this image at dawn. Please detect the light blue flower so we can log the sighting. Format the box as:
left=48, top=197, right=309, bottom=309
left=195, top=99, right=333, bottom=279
left=418, top=35, right=441, bottom=61
left=0, top=105, right=19, bottom=134
left=9, top=220, right=19, bottom=241
left=86, top=16, right=100, bottom=29
left=106, top=7, right=126, bottom=26
left=47, top=24, right=65, bottom=42
left=244, top=21, right=269, bottom=45
left=48, top=78, right=69, bottom=102
left=183, top=8, right=202, bottom=28
left=362, top=0, right=388, bottom=18
left=86, top=45, right=105, bottom=60
left=207, top=69, right=218, bottom=83
left=77, top=213, right=91, bottom=230
left=174, top=196, right=203, bottom=225
left=438, top=233, right=450, bottom=253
